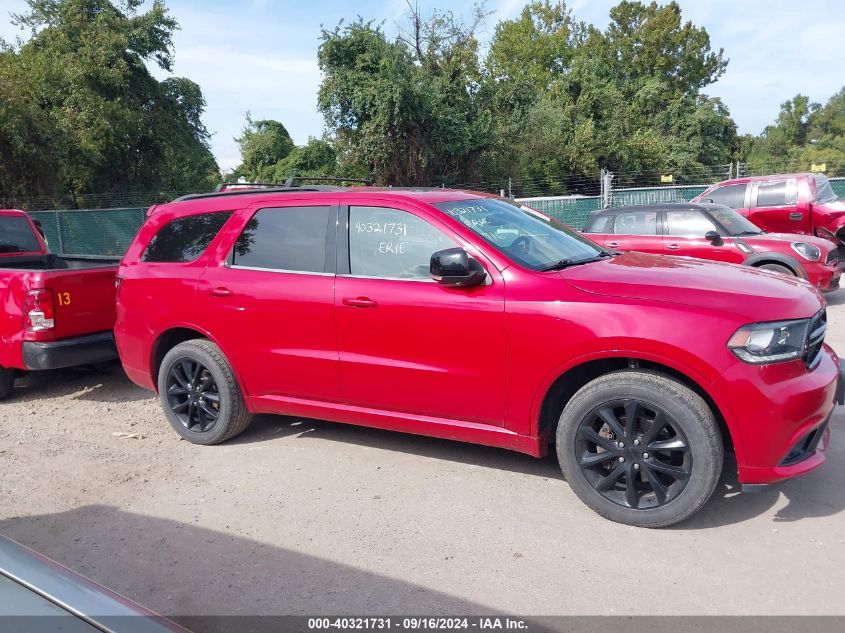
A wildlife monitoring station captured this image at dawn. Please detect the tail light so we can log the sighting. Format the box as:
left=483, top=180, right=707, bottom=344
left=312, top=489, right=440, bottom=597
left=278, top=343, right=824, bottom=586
left=23, top=289, right=55, bottom=332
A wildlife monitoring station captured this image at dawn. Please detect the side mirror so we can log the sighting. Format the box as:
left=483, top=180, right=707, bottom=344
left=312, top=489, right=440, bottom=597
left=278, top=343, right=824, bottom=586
left=430, top=247, right=487, bottom=287
left=705, top=230, right=723, bottom=246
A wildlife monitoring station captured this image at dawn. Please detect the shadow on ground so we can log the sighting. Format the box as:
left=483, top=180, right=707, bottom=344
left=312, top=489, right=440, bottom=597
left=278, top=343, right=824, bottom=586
left=9, top=361, right=152, bottom=404
left=0, top=506, right=500, bottom=632
left=231, top=414, right=845, bottom=529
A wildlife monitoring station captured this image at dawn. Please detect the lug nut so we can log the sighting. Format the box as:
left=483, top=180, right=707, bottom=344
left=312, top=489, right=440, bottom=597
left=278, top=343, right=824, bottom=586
left=643, top=452, right=650, bottom=459
left=633, top=464, right=640, bottom=470
left=618, top=457, right=625, bottom=463
left=633, top=439, right=640, bottom=446
left=617, top=441, right=625, bottom=448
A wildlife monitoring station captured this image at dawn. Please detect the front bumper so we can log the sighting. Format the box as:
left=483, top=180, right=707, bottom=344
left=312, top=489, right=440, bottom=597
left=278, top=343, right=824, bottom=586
left=714, top=346, right=840, bottom=486
left=22, top=331, right=118, bottom=371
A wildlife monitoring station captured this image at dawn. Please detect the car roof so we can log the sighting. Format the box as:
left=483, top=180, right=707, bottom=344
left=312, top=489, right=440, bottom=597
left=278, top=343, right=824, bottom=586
left=153, top=188, right=493, bottom=217
left=0, top=209, right=28, bottom=217
left=708, top=173, right=818, bottom=187
left=593, top=202, right=725, bottom=215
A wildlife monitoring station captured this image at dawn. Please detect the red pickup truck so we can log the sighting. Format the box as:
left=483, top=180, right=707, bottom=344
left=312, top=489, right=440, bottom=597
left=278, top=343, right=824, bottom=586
left=115, top=185, right=842, bottom=527
left=692, top=173, right=845, bottom=244
left=0, top=209, right=119, bottom=399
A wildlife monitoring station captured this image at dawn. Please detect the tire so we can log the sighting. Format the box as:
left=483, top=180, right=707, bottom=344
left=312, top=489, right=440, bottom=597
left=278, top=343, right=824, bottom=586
left=556, top=370, right=722, bottom=528
left=0, top=366, right=14, bottom=401
left=758, top=263, right=794, bottom=276
left=157, top=339, right=252, bottom=445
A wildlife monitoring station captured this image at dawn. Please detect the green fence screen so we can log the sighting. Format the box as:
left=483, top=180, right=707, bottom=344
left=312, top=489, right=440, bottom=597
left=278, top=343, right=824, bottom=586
left=23, top=178, right=845, bottom=255
left=28, top=208, right=147, bottom=256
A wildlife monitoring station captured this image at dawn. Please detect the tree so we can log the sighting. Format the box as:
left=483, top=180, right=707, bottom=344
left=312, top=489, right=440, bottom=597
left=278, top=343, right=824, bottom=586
left=0, top=0, right=219, bottom=204
left=317, top=7, right=490, bottom=185
left=234, top=115, right=295, bottom=181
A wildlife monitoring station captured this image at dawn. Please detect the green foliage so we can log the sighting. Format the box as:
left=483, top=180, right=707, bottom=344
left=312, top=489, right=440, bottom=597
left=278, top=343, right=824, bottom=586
left=0, top=0, right=219, bottom=203
left=317, top=8, right=491, bottom=185
left=316, top=1, right=737, bottom=191
left=234, top=115, right=295, bottom=181
left=745, top=90, right=845, bottom=174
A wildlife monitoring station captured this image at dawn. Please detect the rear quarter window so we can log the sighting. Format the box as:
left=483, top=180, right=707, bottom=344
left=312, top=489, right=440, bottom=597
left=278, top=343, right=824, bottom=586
left=142, top=211, right=232, bottom=263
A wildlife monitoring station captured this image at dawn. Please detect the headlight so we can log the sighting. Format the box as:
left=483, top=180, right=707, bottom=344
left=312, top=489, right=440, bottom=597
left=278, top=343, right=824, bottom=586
left=727, top=319, right=809, bottom=364
left=791, top=242, right=821, bottom=261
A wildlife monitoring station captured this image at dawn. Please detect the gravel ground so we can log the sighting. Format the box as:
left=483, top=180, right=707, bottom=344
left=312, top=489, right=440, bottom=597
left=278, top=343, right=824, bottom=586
left=1, top=289, right=845, bottom=625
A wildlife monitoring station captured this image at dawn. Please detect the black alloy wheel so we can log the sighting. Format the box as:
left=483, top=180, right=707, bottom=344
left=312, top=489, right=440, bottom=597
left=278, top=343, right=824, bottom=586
left=575, top=399, right=692, bottom=510
left=165, top=358, right=221, bottom=433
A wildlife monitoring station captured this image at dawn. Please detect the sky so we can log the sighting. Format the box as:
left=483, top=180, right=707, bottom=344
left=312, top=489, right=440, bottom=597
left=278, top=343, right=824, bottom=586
left=1, top=0, right=844, bottom=171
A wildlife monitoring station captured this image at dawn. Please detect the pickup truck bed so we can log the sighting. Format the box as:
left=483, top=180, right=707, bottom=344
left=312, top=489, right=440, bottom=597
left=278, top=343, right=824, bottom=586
left=1, top=210, right=120, bottom=399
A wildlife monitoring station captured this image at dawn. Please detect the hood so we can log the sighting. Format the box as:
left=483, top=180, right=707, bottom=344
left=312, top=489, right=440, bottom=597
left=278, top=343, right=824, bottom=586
left=742, top=232, right=834, bottom=251
left=561, top=252, right=824, bottom=322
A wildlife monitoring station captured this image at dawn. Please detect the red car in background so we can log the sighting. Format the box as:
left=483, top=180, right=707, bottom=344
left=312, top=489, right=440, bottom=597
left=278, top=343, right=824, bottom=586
left=0, top=209, right=119, bottom=399
left=115, top=185, right=843, bottom=527
left=582, top=203, right=841, bottom=292
left=691, top=173, right=845, bottom=245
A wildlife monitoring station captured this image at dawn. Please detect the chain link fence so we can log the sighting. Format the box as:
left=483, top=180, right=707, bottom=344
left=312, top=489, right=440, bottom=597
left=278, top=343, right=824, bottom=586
left=8, top=177, right=845, bottom=254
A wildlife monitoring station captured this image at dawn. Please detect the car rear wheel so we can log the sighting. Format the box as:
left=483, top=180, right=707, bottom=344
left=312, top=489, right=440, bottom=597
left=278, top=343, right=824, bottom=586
left=556, top=370, right=722, bottom=528
left=0, top=366, right=14, bottom=400
left=157, top=339, right=252, bottom=445
left=758, top=263, right=794, bottom=276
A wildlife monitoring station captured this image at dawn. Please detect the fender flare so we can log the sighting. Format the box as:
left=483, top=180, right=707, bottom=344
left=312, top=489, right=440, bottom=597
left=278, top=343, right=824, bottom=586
left=742, top=252, right=808, bottom=279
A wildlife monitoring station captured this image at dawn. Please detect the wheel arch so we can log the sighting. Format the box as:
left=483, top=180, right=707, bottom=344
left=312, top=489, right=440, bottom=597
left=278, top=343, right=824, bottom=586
left=149, top=324, right=251, bottom=403
left=743, top=252, right=806, bottom=279
left=534, top=355, right=741, bottom=464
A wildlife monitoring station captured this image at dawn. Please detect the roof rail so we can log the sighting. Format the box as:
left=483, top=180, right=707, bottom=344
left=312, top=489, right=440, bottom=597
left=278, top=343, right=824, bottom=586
left=212, top=176, right=373, bottom=192
left=172, top=186, right=344, bottom=203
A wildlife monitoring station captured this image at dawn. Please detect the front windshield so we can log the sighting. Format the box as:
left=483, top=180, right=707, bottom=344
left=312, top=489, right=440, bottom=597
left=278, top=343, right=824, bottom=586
left=433, top=198, right=606, bottom=270
left=814, top=174, right=837, bottom=203
left=705, top=204, right=762, bottom=236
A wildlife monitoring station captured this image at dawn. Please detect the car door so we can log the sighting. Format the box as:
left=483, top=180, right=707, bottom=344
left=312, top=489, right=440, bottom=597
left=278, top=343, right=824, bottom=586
left=605, top=209, right=663, bottom=253
left=748, top=178, right=810, bottom=234
left=334, top=202, right=507, bottom=425
left=196, top=200, right=341, bottom=402
left=663, top=209, right=742, bottom=263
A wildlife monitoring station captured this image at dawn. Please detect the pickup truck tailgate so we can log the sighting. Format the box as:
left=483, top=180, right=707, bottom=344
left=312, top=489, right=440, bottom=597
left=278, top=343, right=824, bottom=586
left=44, top=267, right=117, bottom=340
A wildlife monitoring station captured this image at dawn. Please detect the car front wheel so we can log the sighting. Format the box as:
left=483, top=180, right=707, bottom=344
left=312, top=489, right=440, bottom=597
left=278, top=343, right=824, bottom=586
left=157, top=339, right=252, bottom=445
left=556, top=370, right=723, bottom=528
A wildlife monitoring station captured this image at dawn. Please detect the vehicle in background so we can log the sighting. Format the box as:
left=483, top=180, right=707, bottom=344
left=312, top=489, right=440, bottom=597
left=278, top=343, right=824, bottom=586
left=0, top=209, right=119, bottom=400
left=582, top=203, right=841, bottom=291
left=0, top=533, right=189, bottom=632
left=115, top=184, right=842, bottom=527
left=691, top=173, right=845, bottom=246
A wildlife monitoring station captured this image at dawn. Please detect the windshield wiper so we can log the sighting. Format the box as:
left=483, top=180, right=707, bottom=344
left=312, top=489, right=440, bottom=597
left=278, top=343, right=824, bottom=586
left=538, top=253, right=611, bottom=272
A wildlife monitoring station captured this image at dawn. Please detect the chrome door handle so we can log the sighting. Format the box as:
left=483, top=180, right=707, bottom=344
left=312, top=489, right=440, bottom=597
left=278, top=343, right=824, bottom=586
left=209, top=287, right=233, bottom=297
left=607, top=242, right=619, bottom=248
left=666, top=244, right=680, bottom=250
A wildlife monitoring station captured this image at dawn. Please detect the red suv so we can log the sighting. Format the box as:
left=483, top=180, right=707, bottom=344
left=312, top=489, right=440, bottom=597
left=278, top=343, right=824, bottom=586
left=115, top=186, right=843, bottom=527
left=582, top=203, right=841, bottom=291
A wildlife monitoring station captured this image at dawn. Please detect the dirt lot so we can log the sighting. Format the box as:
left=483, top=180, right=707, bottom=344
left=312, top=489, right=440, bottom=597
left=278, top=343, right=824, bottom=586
left=2, top=290, right=845, bottom=624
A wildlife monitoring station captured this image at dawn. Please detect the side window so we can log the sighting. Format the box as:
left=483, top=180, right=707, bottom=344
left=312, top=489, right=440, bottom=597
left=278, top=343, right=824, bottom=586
left=583, top=215, right=614, bottom=233
left=754, top=180, right=796, bottom=207
left=232, top=206, right=331, bottom=273
left=704, top=184, right=747, bottom=208
left=666, top=210, right=717, bottom=237
left=142, top=211, right=232, bottom=263
left=613, top=211, right=658, bottom=236
left=349, top=206, right=455, bottom=279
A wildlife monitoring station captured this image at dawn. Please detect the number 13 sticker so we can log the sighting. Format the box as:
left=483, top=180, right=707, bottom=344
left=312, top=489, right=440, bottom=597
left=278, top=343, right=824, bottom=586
left=57, top=292, right=71, bottom=306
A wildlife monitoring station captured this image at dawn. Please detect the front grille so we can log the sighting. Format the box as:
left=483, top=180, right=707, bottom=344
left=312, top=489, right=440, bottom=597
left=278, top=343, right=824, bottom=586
left=803, top=308, right=826, bottom=368
left=825, top=249, right=840, bottom=265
